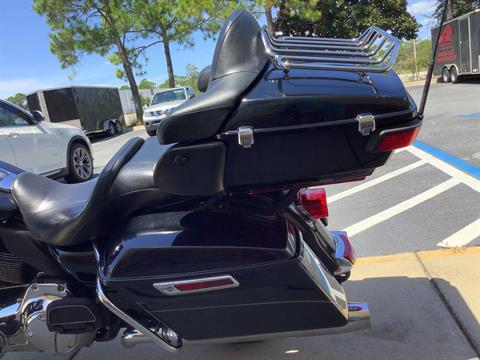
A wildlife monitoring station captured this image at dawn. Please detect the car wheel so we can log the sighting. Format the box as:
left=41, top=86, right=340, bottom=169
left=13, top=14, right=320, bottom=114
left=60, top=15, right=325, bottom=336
left=449, top=66, right=459, bottom=84
left=65, top=143, right=93, bottom=183
left=442, top=67, right=450, bottom=83
left=107, top=121, right=116, bottom=136
left=115, top=121, right=123, bottom=135
left=147, top=129, right=157, bottom=137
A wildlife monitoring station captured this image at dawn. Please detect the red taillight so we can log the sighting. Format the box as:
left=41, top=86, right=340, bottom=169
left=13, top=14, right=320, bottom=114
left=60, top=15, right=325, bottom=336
left=297, top=187, right=329, bottom=219
left=377, top=127, right=420, bottom=152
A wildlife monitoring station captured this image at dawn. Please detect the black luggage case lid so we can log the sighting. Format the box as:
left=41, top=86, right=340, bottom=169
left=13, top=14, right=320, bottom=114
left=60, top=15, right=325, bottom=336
left=219, top=65, right=419, bottom=191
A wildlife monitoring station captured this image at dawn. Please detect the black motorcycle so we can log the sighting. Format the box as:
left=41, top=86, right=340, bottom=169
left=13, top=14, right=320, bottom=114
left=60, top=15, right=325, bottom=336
left=0, top=9, right=434, bottom=357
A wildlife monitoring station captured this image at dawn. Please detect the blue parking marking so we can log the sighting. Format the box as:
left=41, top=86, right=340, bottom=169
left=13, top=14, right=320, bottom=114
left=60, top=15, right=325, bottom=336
left=453, top=112, right=480, bottom=120
left=413, top=140, right=480, bottom=179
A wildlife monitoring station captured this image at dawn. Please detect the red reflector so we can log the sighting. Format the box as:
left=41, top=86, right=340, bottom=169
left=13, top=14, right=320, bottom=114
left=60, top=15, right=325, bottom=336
left=174, top=277, right=235, bottom=292
left=298, top=187, right=329, bottom=219
left=377, top=127, right=420, bottom=152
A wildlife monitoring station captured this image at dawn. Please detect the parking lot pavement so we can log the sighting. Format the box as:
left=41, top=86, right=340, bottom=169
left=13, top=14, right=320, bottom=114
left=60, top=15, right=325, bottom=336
left=327, top=144, right=480, bottom=257
left=91, top=128, right=149, bottom=171
left=408, top=82, right=480, bottom=167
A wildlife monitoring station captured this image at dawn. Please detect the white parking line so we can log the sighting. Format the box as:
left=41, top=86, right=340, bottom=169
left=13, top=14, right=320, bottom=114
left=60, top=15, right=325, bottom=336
left=437, top=218, right=480, bottom=248
left=329, top=160, right=427, bottom=203
left=344, top=178, right=460, bottom=237
left=407, top=146, right=480, bottom=193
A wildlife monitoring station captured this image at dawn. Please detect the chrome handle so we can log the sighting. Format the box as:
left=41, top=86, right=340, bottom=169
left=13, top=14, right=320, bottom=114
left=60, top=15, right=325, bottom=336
left=8, top=133, right=19, bottom=138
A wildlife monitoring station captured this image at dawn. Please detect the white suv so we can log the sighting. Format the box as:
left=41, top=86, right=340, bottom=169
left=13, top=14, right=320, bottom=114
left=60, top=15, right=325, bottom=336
left=0, top=99, right=93, bottom=183
left=143, top=87, right=195, bottom=136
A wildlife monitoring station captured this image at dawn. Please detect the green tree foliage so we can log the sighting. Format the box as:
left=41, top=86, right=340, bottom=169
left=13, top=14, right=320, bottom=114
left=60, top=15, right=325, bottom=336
left=33, top=0, right=146, bottom=122
left=158, top=64, right=200, bottom=93
left=133, top=0, right=244, bottom=88
left=119, top=85, right=130, bottom=90
left=273, top=0, right=420, bottom=40
left=138, top=79, right=156, bottom=89
left=393, top=39, right=432, bottom=75
left=433, top=0, right=479, bottom=22
left=6, top=93, right=28, bottom=110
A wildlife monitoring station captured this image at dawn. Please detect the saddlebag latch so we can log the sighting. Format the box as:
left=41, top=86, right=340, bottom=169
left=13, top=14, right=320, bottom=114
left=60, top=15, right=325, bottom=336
left=237, top=127, right=255, bottom=148
left=356, top=113, right=376, bottom=136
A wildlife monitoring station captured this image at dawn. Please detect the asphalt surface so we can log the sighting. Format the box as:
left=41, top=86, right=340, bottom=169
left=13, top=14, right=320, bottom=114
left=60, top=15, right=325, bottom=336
left=91, top=82, right=480, bottom=258
left=408, top=81, right=480, bottom=166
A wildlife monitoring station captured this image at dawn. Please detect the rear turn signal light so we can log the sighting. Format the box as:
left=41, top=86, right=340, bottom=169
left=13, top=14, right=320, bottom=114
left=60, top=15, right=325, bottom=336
left=297, top=187, right=329, bottom=220
left=377, top=127, right=420, bottom=152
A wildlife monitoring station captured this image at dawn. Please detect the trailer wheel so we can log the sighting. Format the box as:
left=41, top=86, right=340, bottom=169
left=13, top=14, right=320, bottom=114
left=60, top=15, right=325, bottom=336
left=442, top=67, right=451, bottom=83
left=114, top=121, right=123, bottom=135
left=107, top=121, right=116, bottom=136
left=449, top=66, right=460, bottom=84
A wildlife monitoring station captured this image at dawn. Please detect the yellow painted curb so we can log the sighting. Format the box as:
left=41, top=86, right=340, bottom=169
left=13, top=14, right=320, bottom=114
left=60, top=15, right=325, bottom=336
left=356, top=246, right=480, bottom=265
left=417, top=246, right=480, bottom=259
left=356, top=252, right=414, bottom=265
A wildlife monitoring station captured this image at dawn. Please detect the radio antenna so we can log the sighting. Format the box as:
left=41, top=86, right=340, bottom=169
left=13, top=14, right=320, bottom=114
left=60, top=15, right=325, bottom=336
left=418, top=0, right=449, bottom=116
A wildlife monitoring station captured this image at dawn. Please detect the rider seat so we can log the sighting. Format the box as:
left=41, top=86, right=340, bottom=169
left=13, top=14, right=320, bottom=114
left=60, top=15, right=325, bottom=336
left=12, top=138, right=145, bottom=246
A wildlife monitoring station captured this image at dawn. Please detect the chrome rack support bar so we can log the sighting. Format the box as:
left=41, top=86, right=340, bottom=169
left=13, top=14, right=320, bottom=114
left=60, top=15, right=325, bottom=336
left=262, top=26, right=400, bottom=73
left=419, top=0, right=448, bottom=116
left=277, top=27, right=372, bottom=45
left=269, top=30, right=380, bottom=50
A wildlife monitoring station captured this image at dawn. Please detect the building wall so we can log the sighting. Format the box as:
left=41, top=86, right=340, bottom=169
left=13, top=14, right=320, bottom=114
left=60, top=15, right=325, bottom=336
left=118, top=89, right=155, bottom=114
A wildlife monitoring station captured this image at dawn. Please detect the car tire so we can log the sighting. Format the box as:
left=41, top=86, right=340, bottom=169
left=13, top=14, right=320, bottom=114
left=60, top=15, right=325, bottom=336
left=442, top=67, right=450, bottom=83
left=449, top=66, right=459, bottom=84
left=65, top=142, right=94, bottom=183
left=107, top=121, right=116, bottom=136
left=147, top=129, right=157, bottom=137
left=115, top=121, right=123, bottom=135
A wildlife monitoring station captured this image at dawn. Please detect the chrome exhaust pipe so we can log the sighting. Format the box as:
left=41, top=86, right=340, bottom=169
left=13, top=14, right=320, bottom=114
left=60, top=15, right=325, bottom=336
left=121, top=302, right=370, bottom=349
left=121, top=329, right=153, bottom=349
left=346, top=302, right=371, bottom=331
left=121, top=328, right=181, bottom=349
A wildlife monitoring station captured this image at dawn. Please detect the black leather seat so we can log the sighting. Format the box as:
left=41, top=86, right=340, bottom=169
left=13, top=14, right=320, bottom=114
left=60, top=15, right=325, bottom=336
left=12, top=138, right=145, bottom=246
left=157, top=9, right=269, bottom=145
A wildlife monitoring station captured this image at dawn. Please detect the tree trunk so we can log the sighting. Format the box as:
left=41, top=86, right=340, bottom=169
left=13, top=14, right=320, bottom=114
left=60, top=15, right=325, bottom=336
left=161, top=27, right=175, bottom=88
left=116, top=42, right=144, bottom=124
left=446, top=0, right=453, bottom=20
left=102, top=0, right=143, bottom=124
left=265, top=6, right=274, bottom=33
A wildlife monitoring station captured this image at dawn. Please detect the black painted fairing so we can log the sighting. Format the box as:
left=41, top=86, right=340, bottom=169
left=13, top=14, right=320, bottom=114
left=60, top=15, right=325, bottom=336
left=225, top=65, right=415, bottom=131
left=95, top=209, right=347, bottom=341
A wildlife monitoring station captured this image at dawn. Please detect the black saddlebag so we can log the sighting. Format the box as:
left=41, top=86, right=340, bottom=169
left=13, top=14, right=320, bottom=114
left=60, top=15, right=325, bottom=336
left=219, top=67, right=421, bottom=192
left=100, top=211, right=349, bottom=341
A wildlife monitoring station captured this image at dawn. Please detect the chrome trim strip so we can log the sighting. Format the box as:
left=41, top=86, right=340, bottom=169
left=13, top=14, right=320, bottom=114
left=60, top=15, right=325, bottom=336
left=0, top=172, right=16, bottom=192
left=153, top=275, right=239, bottom=296
left=96, top=279, right=180, bottom=352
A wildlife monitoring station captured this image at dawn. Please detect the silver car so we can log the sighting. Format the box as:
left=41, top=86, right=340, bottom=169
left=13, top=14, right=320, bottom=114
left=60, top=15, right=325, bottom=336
left=143, top=87, right=195, bottom=136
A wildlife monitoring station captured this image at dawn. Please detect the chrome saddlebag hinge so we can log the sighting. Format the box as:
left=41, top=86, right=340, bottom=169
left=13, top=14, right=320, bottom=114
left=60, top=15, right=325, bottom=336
left=237, top=127, right=254, bottom=148
left=356, top=113, right=376, bottom=136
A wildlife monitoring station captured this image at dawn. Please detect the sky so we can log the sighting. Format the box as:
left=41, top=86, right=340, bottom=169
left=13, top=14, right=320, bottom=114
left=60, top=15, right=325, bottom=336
left=0, top=0, right=437, bottom=99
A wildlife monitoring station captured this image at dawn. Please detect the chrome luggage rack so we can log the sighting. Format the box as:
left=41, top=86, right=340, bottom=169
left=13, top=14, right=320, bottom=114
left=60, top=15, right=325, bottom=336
left=261, top=26, right=400, bottom=73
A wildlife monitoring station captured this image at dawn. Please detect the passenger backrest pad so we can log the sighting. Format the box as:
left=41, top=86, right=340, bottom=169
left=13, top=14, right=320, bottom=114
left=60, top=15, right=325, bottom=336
left=157, top=10, right=269, bottom=145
